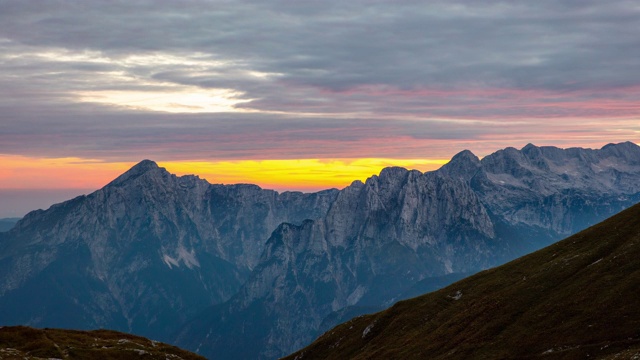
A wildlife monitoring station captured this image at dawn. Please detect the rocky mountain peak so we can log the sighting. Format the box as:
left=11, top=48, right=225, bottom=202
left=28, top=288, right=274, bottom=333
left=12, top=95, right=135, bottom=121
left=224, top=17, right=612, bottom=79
left=520, top=143, right=543, bottom=157
left=437, top=149, right=481, bottom=181
left=378, top=166, right=410, bottom=179
left=108, top=159, right=165, bottom=186
left=603, top=140, right=639, bottom=150
left=601, top=141, right=640, bottom=164
left=453, top=149, right=480, bottom=162
left=133, top=159, right=159, bottom=171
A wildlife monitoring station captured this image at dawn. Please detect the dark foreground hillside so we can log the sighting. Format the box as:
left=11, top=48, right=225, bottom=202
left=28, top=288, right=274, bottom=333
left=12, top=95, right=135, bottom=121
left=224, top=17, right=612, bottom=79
left=0, top=326, right=205, bottom=360
left=285, top=202, right=640, bottom=360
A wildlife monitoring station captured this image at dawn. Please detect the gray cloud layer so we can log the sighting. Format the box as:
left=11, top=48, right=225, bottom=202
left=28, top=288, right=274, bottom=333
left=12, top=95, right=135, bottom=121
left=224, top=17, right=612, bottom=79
left=0, top=0, right=639, bottom=160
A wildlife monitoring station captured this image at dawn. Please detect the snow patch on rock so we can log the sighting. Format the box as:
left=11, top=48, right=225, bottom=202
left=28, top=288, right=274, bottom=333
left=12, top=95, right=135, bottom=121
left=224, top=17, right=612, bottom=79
left=162, top=245, right=200, bottom=269
left=347, top=285, right=366, bottom=306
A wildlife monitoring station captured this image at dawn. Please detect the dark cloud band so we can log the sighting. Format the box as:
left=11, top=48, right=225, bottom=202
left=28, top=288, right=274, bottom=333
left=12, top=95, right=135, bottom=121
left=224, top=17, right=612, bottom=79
left=0, top=0, right=638, bottom=161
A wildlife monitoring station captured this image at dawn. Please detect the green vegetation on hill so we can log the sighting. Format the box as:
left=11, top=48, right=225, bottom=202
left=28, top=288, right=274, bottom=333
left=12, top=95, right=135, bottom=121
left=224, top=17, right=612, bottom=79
left=0, top=326, right=205, bottom=360
left=285, top=202, right=640, bottom=360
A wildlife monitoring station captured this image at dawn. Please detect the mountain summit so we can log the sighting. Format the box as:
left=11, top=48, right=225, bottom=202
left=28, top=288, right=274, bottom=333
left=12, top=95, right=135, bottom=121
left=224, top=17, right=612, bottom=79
left=108, top=159, right=162, bottom=186
left=286, top=200, right=640, bottom=359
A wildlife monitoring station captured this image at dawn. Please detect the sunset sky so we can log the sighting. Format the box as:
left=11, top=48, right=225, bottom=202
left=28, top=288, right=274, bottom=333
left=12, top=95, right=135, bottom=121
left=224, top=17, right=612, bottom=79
left=1, top=1, right=639, bottom=217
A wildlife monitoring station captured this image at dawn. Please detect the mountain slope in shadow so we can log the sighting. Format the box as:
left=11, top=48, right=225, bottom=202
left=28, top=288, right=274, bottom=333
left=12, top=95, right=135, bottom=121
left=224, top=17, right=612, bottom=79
left=286, top=201, right=640, bottom=359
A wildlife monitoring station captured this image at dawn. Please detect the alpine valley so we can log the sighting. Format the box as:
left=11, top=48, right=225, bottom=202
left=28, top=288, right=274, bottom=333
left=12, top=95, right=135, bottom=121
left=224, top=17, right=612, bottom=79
left=1, top=142, right=640, bottom=359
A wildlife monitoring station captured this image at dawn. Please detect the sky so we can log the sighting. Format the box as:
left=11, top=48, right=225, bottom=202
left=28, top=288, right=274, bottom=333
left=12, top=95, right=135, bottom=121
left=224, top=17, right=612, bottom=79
left=1, top=0, right=639, bottom=217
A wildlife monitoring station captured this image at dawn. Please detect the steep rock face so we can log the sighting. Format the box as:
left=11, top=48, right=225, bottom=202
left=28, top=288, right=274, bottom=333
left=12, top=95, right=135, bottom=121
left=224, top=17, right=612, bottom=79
left=0, top=161, right=338, bottom=341
left=284, top=201, right=640, bottom=360
left=176, top=170, right=501, bottom=359
left=178, top=142, right=640, bottom=360
left=204, top=182, right=339, bottom=271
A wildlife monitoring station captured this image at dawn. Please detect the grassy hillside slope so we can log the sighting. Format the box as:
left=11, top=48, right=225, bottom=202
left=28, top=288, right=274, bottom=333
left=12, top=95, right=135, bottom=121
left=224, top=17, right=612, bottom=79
left=0, top=326, right=205, bottom=360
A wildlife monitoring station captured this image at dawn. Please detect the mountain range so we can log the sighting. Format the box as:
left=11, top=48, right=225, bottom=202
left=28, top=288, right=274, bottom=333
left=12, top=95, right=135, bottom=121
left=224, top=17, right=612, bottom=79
left=0, top=160, right=338, bottom=341
left=1, top=142, right=640, bottom=359
left=175, top=141, right=640, bottom=359
left=285, top=198, right=640, bottom=359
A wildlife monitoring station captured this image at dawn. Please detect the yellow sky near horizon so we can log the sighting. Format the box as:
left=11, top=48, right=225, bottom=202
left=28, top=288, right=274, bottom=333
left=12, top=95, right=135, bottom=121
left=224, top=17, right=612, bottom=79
left=0, top=155, right=449, bottom=192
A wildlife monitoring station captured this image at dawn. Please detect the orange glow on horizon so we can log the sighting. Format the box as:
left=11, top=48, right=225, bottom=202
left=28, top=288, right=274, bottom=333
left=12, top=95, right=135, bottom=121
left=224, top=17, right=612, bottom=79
left=0, top=155, right=133, bottom=189
left=162, top=158, right=449, bottom=192
left=0, top=155, right=449, bottom=192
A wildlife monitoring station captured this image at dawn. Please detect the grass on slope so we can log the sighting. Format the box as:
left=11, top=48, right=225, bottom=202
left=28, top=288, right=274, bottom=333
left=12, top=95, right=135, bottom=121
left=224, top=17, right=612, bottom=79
left=285, top=202, right=640, bottom=360
left=0, top=326, right=205, bottom=360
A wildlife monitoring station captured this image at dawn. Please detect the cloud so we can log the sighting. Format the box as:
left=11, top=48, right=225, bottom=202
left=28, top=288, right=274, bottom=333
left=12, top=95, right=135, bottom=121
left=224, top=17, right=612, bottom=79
left=3, top=1, right=640, bottom=91
left=0, top=0, right=638, bottom=162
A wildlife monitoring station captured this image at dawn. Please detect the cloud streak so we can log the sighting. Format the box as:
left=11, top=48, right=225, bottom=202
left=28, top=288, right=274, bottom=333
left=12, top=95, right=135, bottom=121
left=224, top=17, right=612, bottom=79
left=0, top=0, right=638, bottom=163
